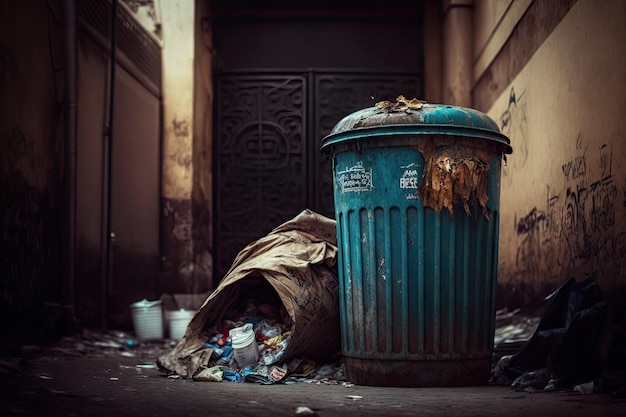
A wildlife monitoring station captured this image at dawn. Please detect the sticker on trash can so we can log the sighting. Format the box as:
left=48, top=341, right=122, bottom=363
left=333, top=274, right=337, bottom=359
left=337, top=161, right=373, bottom=193
left=399, top=165, right=419, bottom=189
left=399, top=163, right=421, bottom=200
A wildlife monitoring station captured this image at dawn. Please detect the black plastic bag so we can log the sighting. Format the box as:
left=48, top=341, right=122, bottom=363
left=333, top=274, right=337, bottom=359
left=503, top=276, right=607, bottom=388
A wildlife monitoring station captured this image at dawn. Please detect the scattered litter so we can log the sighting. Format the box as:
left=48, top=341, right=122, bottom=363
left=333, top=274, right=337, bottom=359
left=25, top=327, right=174, bottom=361
left=222, top=369, right=242, bottom=382
left=231, top=323, right=260, bottom=368
left=136, top=363, right=157, bottom=369
left=157, top=210, right=343, bottom=383
left=49, top=389, right=77, bottom=397
left=110, top=377, right=119, bottom=381
left=295, top=406, right=316, bottom=415
left=119, top=365, right=142, bottom=373
left=124, top=339, right=138, bottom=348
left=21, top=212, right=346, bottom=387
left=574, top=381, right=594, bottom=395
left=193, top=366, right=226, bottom=382
left=38, top=374, right=53, bottom=380
left=269, top=364, right=288, bottom=383
left=94, top=340, right=123, bottom=349
left=511, top=368, right=551, bottom=391
left=346, top=395, right=363, bottom=401
left=544, top=378, right=558, bottom=392
left=176, top=303, right=342, bottom=386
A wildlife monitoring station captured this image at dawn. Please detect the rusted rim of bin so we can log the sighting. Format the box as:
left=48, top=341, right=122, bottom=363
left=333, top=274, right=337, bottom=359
left=320, top=101, right=513, bottom=155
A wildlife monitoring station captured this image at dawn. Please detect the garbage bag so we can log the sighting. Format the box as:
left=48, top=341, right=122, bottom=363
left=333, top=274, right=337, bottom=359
left=503, top=276, right=607, bottom=388
left=157, top=209, right=341, bottom=378
left=594, top=300, right=626, bottom=398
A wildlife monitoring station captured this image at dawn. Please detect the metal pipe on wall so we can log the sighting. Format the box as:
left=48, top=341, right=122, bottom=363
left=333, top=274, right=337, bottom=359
left=442, top=0, right=473, bottom=107
left=100, top=0, right=118, bottom=331
left=63, top=0, right=77, bottom=312
left=423, top=0, right=443, bottom=104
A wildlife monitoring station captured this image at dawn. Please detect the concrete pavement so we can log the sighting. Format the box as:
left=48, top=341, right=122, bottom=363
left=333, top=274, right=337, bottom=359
left=1, top=347, right=624, bottom=417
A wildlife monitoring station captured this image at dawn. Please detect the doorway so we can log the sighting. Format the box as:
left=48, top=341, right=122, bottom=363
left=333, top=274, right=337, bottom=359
left=212, top=1, right=424, bottom=279
left=214, top=71, right=421, bottom=276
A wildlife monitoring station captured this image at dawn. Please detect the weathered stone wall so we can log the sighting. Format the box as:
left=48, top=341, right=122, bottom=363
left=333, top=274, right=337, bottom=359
left=159, top=0, right=213, bottom=294
left=191, top=0, right=214, bottom=291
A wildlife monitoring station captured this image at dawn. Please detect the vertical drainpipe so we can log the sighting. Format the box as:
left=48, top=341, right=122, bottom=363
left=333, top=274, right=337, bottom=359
left=423, top=0, right=443, bottom=104
left=100, top=0, right=118, bottom=331
left=442, top=0, right=474, bottom=107
left=63, top=0, right=77, bottom=313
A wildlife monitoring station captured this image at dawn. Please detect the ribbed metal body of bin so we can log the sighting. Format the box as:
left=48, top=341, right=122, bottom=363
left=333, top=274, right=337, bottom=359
left=321, top=99, right=512, bottom=387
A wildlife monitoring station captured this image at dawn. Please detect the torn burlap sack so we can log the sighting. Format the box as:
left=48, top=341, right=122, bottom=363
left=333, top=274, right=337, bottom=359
left=157, top=209, right=341, bottom=378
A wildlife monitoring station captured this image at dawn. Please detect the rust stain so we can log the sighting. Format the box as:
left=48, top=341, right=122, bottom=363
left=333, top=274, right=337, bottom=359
left=417, top=141, right=492, bottom=218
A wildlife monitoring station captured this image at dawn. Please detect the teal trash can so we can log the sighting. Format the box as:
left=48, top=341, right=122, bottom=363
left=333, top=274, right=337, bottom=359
left=321, top=98, right=512, bottom=387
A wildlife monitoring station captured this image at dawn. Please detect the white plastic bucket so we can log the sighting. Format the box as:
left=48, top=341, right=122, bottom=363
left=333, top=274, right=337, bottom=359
left=230, top=323, right=259, bottom=368
left=168, top=309, right=195, bottom=341
left=130, top=299, right=163, bottom=341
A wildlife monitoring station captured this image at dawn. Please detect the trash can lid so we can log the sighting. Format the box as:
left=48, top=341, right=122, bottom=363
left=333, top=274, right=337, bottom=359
left=321, top=96, right=512, bottom=154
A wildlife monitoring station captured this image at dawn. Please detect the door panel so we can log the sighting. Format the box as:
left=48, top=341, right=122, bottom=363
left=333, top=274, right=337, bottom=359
left=109, top=64, right=161, bottom=327
left=216, top=75, right=307, bottom=274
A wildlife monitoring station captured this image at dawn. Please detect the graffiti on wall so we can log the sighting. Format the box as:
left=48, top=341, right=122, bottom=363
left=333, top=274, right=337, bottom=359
left=500, top=87, right=529, bottom=186
left=169, top=117, right=192, bottom=169
left=513, top=135, right=625, bottom=293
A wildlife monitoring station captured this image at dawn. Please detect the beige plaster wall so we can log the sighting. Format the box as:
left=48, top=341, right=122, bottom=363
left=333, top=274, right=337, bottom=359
left=159, top=0, right=194, bottom=290
left=478, top=0, right=626, bottom=305
left=190, top=0, right=214, bottom=289
left=159, top=0, right=215, bottom=294
left=161, top=0, right=195, bottom=201
left=121, top=0, right=213, bottom=293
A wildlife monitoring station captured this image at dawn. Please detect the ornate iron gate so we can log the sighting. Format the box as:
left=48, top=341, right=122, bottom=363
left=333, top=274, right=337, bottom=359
left=215, top=71, right=421, bottom=278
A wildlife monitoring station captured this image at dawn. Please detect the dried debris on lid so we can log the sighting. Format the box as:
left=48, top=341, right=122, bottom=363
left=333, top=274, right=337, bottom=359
left=375, top=95, right=426, bottom=113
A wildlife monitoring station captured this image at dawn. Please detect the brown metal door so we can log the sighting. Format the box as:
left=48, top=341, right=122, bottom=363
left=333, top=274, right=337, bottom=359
left=76, top=0, right=162, bottom=328
left=109, top=64, right=161, bottom=327
left=214, top=71, right=420, bottom=279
